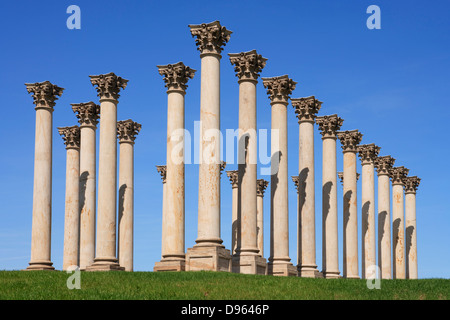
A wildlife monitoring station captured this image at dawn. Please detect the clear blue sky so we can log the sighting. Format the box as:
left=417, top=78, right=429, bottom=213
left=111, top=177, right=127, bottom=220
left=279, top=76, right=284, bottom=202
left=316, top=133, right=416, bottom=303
left=0, top=0, right=448, bottom=279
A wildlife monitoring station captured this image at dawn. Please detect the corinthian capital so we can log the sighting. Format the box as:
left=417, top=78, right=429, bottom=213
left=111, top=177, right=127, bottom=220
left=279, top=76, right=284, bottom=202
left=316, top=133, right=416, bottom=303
left=156, top=165, right=166, bottom=184
left=58, top=125, right=80, bottom=149
left=257, top=179, right=269, bottom=197
left=262, top=75, right=297, bottom=105
left=157, top=62, right=196, bottom=93
left=337, top=130, right=363, bottom=152
left=117, top=119, right=142, bottom=143
left=226, top=170, right=238, bottom=188
left=315, top=114, right=344, bottom=139
left=189, top=21, right=232, bottom=56
left=291, top=96, right=322, bottom=123
left=25, top=81, right=64, bottom=110
left=389, top=166, right=409, bottom=185
left=89, top=72, right=128, bottom=101
left=71, top=102, right=100, bottom=128
left=375, top=155, right=395, bottom=176
left=357, top=143, right=381, bottom=165
left=220, top=161, right=227, bottom=173
left=404, top=176, right=421, bottom=194
left=228, top=50, right=267, bottom=82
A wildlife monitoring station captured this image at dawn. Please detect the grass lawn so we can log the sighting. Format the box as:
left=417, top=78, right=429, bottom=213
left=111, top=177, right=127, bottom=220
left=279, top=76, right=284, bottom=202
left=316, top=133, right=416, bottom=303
left=0, top=270, right=448, bottom=300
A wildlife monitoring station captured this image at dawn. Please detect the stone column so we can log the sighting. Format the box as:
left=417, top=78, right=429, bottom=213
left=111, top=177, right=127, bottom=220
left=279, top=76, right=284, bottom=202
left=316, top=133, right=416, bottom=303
left=154, top=62, right=195, bottom=272
left=58, top=126, right=80, bottom=270
left=357, top=144, right=380, bottom=279
left=25, top=81, right=64, bottom=270
left=291, top=96, right=322, bottom=278
left=117, top=120, right=141, bottom=271
left=226, top=170, right=239, bottom=255
left=155, top=165, right=167, bottom=261
left=389, top=166, right=409, bottom=279
left=71, top=102, right=100, bottom=270
left=229, top=50, right=267, bottom=275
left=262, top=75, right=297, bottom=277
left=316, top=115, right=343, bottom=279
left=337, top=129, right=363, bottom=279
left=87, top=72, right=128, bottom=271
left=186, top=21, right=232, bottom=272
left=256, top=179, right=269, bottom=258
left=374, top=155, right=395, bottom=279
left=404, top=176, right=420, bottom=279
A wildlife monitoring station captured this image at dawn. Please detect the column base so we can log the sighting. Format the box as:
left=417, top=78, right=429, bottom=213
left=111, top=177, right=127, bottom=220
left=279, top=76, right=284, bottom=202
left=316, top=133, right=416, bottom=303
left=85, top=257, right=125, bottom=271
left=322, top=270, right=342, bottom=279
left=25, top=260, right=55, bottom=271
left=153, top=259, right=186, bottom=272
left=185, top=245, right=231, bottom=272
left=267, top=262, right=298, bottom=277
left=232, top=254, right=267, bottom=275
left=297, top=265, right=322, bottom=278
left=345, top=275, right=360, bottom=279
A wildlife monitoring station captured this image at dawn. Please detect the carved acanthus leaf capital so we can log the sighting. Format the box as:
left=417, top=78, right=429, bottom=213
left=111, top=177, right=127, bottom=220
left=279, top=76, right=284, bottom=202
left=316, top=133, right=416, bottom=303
left=25, top=81, right=64, bottom=110
left=389, top=166, right=409, bottom=185
left=291, top=96, right=322, bottom=123
left=357, top=143, right=381, bottom=165
left=89, top=72, right=128, bottom=101
left=315, top=114, right=344, bottom=139
left=228, top=50, right=267, bottom=82
left=220, top=161, right=226, bottom=173
left=156, top=165, right=166, bottom=183
left=375, top=155, right=396, bottom=176
left=157, top=62, right=196, bottom=93
left=117, top=119, right=141, bottom=143
left=257, top=179, right=269, bottom=197
left=189, top=21, right=232, bottom=56
left=226, top=170, right=238, bottom=188
left=58, top=125, right=80, bottom=149
left=71, top=102, right=100, bottom=128
left=404, top=176, right=421, bottom=194
left=262, top=75, right=297, bottom=105
left=337, top=130, right=363, bottom=152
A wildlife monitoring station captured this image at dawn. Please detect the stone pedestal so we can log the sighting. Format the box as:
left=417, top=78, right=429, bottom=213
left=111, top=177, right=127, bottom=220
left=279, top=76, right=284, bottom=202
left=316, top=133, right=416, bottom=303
left=25, top=81, right=64, bottom=271
left=186, top=246, right=232, bottom=272
left=404, top=176, right=420, bottom=279
left=316, top=115, right=343, bottom=279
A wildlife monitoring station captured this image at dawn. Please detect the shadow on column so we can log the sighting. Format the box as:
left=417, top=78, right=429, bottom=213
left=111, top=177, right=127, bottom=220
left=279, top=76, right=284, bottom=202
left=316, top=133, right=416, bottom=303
left=361, top=200, right=370, bottom=278
left=405, top=225, right=414, bottom=279
left=78, top=171, right=89, bottom=263
left=378, top=210, right=388, bottom=275
left=117, top=184, right=127, bottom=260
left=343, top=190, right=352, bottom=277
left=269, top=151, right=281, bottom=264
left=321, top=181, right=332, bottom=272
left=392, top=218, right=401, bottom=278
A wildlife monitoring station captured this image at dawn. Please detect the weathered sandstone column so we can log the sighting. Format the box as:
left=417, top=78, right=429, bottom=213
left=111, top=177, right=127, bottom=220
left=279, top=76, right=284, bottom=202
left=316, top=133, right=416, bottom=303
left=229, top=50, right=267, bottom=275
left=117, top=120, right=141, bottom=271
left=226, top=170, right=239, bottom=255
left=337, top=129, right=363, bottom=279
left=390, top=166, right=409, bottom=279
left=262, top=75, right=297, bottom=277
left=25, top=81, right=64, bottom=270
left=257, top=179, right=269, bottom=258
left=156, top=165, right=167, bottom=261
left=357, top=143, right=380, bottom=279
left=291, top=96, right=321, bottom=278
left=72, top=102, right=100, bottom=270
left=87, top=72, right=128, bottom=271
left=374, top=155, right=395, bottom=279
left=316, top=115, right=343, bottom=279
left=404, top=176, right=420, bottom=279
left=186, top=21, right=232, bottom=272
left=58, top=126, right=80, bottom=270
left=154, top=62, right=195, bottom=272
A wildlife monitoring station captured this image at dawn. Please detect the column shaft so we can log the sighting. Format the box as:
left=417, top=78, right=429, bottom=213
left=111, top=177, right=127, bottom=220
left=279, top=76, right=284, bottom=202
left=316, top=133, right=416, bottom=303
left=405, top=192, right=417, bottom=279
left=361, top=162, right=376, bottom=278
left=231, top=184, right=239, bottom=255
left=257, top=193, right=264, bottom=258
left=392, top=184, right=405, bottom=279
left=378, top=174, right=392, bottom=279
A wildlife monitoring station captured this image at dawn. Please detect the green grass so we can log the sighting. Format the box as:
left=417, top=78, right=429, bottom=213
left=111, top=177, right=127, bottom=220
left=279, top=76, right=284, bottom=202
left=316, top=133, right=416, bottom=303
left=0, top=271, right=448, bottom=300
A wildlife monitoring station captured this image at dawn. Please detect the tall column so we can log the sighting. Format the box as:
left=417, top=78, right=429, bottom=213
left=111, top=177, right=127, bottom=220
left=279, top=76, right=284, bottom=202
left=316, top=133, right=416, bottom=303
left=229, top=50, right=267, bottom=275
left=316, top=115, right=343, bottom=279
left=262, top=75, right=297, bottom=277
left=374, top=155, right=395, bottom=279
left=404, top=176, right=420, bottom=279
left=291, top=96, right=321, bottom=278
left=87, top=72, right=128, bottom=271
left=256, top=179, right=269, bottom=258
left=357, top=144, right=380, bottom=279
left=390, top=166, right=409, bottom=279
left=154, top=62, right=195, bottom=272
left=155, top=165, right=167, bottom=262
left=25, top=81, right=64, bottom=270
left=337, top=129, right=363, bottom=279
left=72, top=102, right=100, bottom=270
left=186, top=21, right=232, bottom=272
left=226, top=170, right=239, bottom=255
left=58, top=126, right=80, bottom=270
left=117, top=120, right=141, bottom=271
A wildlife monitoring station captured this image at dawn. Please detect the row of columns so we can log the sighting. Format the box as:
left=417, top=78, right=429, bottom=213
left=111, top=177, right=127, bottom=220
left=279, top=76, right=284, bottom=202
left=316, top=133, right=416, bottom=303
left=26, top=73, right=141, bottom=272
